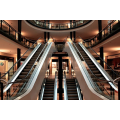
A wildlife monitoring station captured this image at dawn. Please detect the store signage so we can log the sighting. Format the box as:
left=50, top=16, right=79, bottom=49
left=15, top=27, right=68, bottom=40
left=0, top=62, right=4, bottom=66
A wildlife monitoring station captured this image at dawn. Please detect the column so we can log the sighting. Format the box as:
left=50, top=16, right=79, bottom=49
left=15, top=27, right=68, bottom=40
left=100, top=47, right=104, bottom=68
left=70, top=32, right=72, bottom=40
left=18, top=20, right=22, bottom=42
left=118, top=81, right=120, bottom=100
left=47, top=32, right=50, bottom=41
left=17, top=48, right=21, bottom=69
left=98, top=20, right=102, bottom=40
left=44, top=20, right=46, bottom=28
left=50, top=58, right=52, bottom=74
left=69, top=59, right=71, bottom=75
left=73, top=31, right=76, bottom=42
left=58, top=55, right=63, bottom=100
left=70, top=20, right=72, bottom=28
left=73, top=20, right=76, bottom=27
left=44, top=32, right=46, bottom=43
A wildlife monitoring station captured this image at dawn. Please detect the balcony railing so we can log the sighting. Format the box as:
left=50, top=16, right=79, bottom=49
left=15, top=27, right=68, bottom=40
left=27, top=20, right=92, bottom=30
left=0, top=20, right=37, bottom=48
left=84, top=20, right=120, bottom=47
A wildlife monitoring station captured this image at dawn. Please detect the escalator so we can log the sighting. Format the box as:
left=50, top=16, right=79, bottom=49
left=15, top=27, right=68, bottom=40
left=39, top=72, right=58, bottom=100
left=43, top=78, right=55, bottom=100
left=2, top=43, right=46, bottom=100
left=64, top=40, right=118, bottom=100
left=73, top=42, right=118, bottom=99
left=66, top=78, right=79, bottom=100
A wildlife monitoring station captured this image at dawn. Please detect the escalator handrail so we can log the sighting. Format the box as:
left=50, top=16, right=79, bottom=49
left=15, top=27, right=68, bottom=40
left=73, top=43, right=113, bottom=82
left=63, top=72, right=68, bottom=100
left=73, top=43, right=111, bottom=96
left=77, top=36, right=119, bottom=77
left=39, top=79, right=46, bottom=100
left=53, top=71, right=58, bottom=100
left=68, top=42, right=112, bottom=99
left=3, top=42, right=47, bottom=96
left=75, top=78, right=83, bottom=100
left=0, top=37, right=42, bottom=80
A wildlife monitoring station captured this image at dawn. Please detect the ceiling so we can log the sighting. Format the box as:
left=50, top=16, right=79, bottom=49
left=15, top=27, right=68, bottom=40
left=3, top=20, right=119, bottom=57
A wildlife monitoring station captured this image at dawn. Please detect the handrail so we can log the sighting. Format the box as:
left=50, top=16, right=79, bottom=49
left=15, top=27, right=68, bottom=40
left=113, top=77, right=120, bottom=83
left=39, top=79, right=46, bottom=100
left=77, top=36, right=119, bottom=78
left=0, top=37, right=42, bottom=80
left=53, top=71, right=58, bottom=100
left=68, top=42, right=114, bottom=99
left=75, top=79, right=83, bottom=100
left=27, top=20, right=92, bottom=30
left=2, top=42, right=47, bottom=98
left=4, top=43, right=46, bottom=88
left=85, top=20, right=116, bottom=42
left=1, top=20, right=35, bottom=43
left=69, top=42, right=111, bottom=96
left=63, top=71, right=68, bottom=100
left=73, top=42, right=113, bottom=83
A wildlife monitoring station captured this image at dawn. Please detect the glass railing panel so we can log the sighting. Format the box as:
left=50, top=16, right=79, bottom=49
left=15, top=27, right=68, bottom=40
left=27, top=20, right=91, bottom=30
left=2, top=21, right=9, bottom=34
left=10, top=27, right=16, bottom=39
left=85, top=20, right=120, bottom=47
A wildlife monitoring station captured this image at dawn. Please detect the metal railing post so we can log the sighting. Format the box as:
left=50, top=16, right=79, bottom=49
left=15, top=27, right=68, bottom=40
left=0, top=72, right=3, bottom=100
left=118, top=81, right=120, bottom=100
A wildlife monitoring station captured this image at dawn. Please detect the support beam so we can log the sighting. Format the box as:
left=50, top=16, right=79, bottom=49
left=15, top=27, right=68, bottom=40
left=47, top=32, right=50, bottom=41
left=100, top=47, right=104, bottom=68
left=70, top=20, right=72, bottom=28
left=50, top=58, right=52, bottom=74
left=69, top=59, right=71, bottom=75
left=0, top=72, right=3, bottom=100
left=73, top=31, right=76, bottom=42
left=70, top=32, right=72, bottom=40
left=58, top=55, right=63, bottom=100
left=118, top=81, right=120, bottom=100
left=17, top=48, right=21, bottom=69
left=98, top=20, right=102, bottom=40
left=18, top=20, right=22, bottom=42
left=44, top=32, right=46, bottom=43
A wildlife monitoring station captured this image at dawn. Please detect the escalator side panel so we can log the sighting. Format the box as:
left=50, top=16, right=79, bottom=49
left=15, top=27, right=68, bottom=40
left=64, top=42, right=108, bottom=100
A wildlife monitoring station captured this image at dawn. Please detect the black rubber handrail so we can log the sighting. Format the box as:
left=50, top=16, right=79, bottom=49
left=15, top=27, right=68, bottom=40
left=2, top=42, right=47, bottom=99
left=77, top=36, right=119, bottom=78
left=73, top=43, right=111, bottom=96
left=0, top=37, right=42, bottom=79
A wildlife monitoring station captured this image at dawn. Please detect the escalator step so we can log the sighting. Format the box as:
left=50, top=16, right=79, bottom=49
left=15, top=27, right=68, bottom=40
left=68, top=97, right=79, bottom=100
left=43, top=97, right=53, bottom=100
